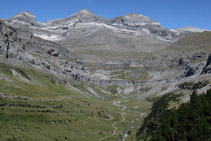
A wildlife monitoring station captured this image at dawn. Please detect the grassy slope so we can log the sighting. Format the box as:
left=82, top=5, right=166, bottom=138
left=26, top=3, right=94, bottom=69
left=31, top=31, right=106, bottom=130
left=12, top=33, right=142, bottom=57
left=0, top=62, right=153, bottom=141
left=176, top=31, right=211, bottom=46
left=164, top=31, right=211, bottom=52
left=0, top=63, right=120, bottom=140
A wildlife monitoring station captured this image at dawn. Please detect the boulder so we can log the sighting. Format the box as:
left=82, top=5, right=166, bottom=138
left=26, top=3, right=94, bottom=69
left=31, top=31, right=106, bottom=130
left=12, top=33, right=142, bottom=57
left=184, top=65, right=195, bottom=77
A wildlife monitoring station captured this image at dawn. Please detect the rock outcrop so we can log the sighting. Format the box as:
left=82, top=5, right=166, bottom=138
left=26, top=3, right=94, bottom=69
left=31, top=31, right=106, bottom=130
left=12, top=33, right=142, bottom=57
left=0, top=20, right=90, bottom=83
left=201, top=54, right=211, bottom=74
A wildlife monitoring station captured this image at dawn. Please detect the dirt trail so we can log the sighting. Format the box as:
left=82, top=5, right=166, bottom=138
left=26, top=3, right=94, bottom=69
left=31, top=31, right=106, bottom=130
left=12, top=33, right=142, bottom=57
left=98, top=101, right=126, bottom=141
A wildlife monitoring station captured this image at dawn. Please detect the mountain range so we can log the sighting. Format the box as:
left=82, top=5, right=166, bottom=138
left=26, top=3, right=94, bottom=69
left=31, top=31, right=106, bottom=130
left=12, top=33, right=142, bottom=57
left=0, top=9, right=210, bottom=140
left=5, top=9, right=209, bottom=62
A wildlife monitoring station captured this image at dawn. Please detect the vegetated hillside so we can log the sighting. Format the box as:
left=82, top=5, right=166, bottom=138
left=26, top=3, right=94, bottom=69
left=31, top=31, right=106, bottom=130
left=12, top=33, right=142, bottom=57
left=136, top=89, right=211, bottom=141
left=166, top=31, right=211, bottom=52
left=176, top=31, right=211, bottom=46
left=0, top=62, right=122, bottom=141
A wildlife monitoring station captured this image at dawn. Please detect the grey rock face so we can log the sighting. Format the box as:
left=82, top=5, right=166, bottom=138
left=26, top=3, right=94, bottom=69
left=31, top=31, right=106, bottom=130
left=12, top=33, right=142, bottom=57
left=6, top=9, right=206, bottom=44
left=0, top=20, right=91, bottom=83
left=6, top=12, right=39, bottom=29
left=184, top=65, right=195, bottom=77
left=110, top=14, right=176, bottom=40
left=5, top=9, right=208, bottom=63
left=5, top=10, right=177, bottom=42
left=1, top=11, right=210, bottom=94
left=201, top=54, right=211, bottom=74
left=0, top=20, right=179, bottom=89
left=111, top=14, right=159, bottom=25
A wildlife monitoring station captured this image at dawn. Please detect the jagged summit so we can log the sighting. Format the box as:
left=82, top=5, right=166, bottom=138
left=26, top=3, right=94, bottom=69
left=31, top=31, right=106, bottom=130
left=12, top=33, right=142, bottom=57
left=11, top=11, right=36, bottom=21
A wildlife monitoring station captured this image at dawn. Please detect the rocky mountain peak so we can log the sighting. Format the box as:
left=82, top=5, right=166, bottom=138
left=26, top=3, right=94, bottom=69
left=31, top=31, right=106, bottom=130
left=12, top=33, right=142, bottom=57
left=171, top=26, right=208, bottom=33
left=124, top=13, right=148, bottom=19
left=77, top=9, right=94, bottom=15
left=170, top=26, right=210, bottom=37
left=11, top=11, right=36, bottom=21
left=69, top=9, right=107, bottom=23
left=4, top=9, right=208, bottom=44
left=71, top=9, right=96, bottom=18
left=111, top=13, right=160, bottom=27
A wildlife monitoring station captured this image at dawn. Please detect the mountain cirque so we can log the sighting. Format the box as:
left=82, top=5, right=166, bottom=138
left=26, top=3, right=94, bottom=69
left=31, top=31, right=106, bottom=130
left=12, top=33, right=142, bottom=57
left=0, top=9, right=211, bottom=140
left=2, top=9, right=211, bottom=96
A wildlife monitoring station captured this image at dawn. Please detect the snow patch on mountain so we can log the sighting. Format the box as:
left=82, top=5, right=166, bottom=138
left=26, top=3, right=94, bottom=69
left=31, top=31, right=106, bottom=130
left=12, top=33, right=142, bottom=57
left=33, top=34, right=63, bottom=41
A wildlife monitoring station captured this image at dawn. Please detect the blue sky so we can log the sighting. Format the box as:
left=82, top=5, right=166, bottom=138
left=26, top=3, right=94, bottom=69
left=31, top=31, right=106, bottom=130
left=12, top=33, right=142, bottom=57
left=0, top=0, right=210, bottom=29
